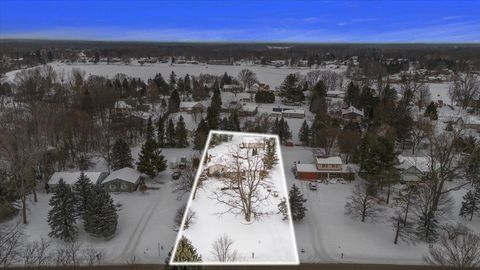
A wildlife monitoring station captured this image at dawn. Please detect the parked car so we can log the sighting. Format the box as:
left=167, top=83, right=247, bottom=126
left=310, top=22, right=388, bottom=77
left=329, top=178, right=337, bottom=184
left=309, top=182, right=317, bottom=190
left=172, top=171, right=181, bottom=180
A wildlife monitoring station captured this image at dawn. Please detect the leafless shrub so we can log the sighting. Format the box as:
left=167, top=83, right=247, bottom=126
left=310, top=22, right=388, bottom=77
left=211, top=234, right=238, bottom=262
left=174, top=204, right=196, bottom=230
left=23, top=237, right=52, bottom=268
left=0, top=224, right=23, bottom=267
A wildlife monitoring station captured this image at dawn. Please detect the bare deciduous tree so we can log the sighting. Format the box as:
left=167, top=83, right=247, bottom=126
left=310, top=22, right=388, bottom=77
left=424, top=228, right=480, bottom=268
left=344, top=183, right=383, bottom=223
left=0, top=224, right=23, bottom=267
left=211, top=234, right=238, bottom=262
left=212, top=145, right=271, bottom=222
left=449, top=72, right=480, bottom=109
left=237, top=69, right=257, bottom=91
left=23, top=237, right=52, bottom=268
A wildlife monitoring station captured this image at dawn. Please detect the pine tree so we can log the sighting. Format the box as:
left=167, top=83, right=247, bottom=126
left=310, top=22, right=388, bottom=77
left=344, top=82, right=360, bottom=107
left=169, top=71, right=177, bottom=92
left=173, top=236, right=202, bottom=262
left=166, top=119, right=176, bottom=147
left=48, top=179, right=77, bottom=241
left=206, top=105, right=220, bottom=130
left=263, top=138, right=278, bottom=170
left=459, top=186, right=480, bottom=221
left=146, top=116, right=155, bottom=142
left=299, top=120, right=310, bottom=146
left=193, top=119, right=209, bottom=150
left=157, top=115, right=166, bottom=147
left=111, top=138, right=133, bottom=170
left=274, top=117, right=292, bottom=143
left=72, top=172, right=93, bottom=219
left=168, top=90, right=181, bottom=113
left=211, top=85, right=222, bottom=110
left=309, top=81, right=327, bottom=113
left=424, top=101, right=438, bottom=120
left=288, top=184, right=307, bottom=221
left=279, top=73, right=304, bottom=103
left=175, top=116, right=189, bottom=148
left=137, top=138, right=158, bottom=178
left=228, top=110, right=240, bottom=131
left=84, top=185, right=118, bottom=239
left=278, top=198, right=288, bottom=220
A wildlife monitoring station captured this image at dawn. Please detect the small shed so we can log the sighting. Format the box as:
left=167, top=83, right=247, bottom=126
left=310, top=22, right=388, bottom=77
left=102, top=167, right=142, bottom=192
left=282, top=109, right=305, bottom=118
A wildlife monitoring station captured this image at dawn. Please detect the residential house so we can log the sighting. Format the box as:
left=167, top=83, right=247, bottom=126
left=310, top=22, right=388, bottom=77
left=48, top=171, right=108, bottom=189
left=294, top=154, right=355, bottom=181
left=179, top=101, right=206, bottom=113
left=101, top=167, right=142, bottom=192
left=396, top=155, right=430, bottom=184
left=342, top=106, right=364, bottom=122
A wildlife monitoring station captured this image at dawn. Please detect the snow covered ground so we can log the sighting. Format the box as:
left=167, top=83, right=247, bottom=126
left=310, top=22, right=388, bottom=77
left=172, top=132, right=298, bottom=264
left=281, top=146, right=480, bottom=265
left=3, top=61, right=344, bottom=88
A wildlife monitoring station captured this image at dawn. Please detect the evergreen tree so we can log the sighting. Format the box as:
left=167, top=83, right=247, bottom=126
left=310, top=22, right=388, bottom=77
left=288, top=184, right=307, bottom=221
left=137, top=138, right=158, bottom=178
left=173, top=236, right=202, bottom=262
left=81, top=89, right=94, bottom=116
left=424, top=101, right=438, bottom=120
left=278, top=198, right=288, bottom=220
left=228, top=110, right=240, bottom=131
left=309, top=81, right=327, bottom=113
left=299, top=120, right=310, bottom=146
left=206, top=105, right=220, bottom=130
left=193, top=119, right=209, bottom=150
left=111, top=138, right=133, bottom=170
left=166, top=119, right=176, bottom=147
left=344, top=82, right=361, bottom=107
left=175, top=116, right=189, bottom=148
left=72, top=172, right=93, bottom=219
left=157, top=115, right=166, bottom=147
left=263, top=138, right=278, bottom=170
left=84, top=185, right=118, bottom=239
left=211, top=85, right=222, bottom=110
left=271, top=117, right=292, bottom=143
left=146, top=116, right=155, bottom=142
left=169, top=71, right=177, bottom=92
left=48, top=179, right=77, bottom=241
left=168, top=90, right=181, bottom=113
left=279, top=73, right=304, bottom=103
left=184, top=74, right=191, bottom=95
left=459, top=186, right=480, bottom=221
left=254, top=90, right=275, bottom=103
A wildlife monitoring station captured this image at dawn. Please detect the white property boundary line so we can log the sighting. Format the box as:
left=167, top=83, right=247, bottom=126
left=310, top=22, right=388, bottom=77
left=169, top=130, right=300, bottom=266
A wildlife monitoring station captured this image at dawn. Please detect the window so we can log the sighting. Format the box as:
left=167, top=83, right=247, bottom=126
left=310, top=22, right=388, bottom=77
left=121, top=183, right=127, bottom=190
left=109, top=184, right=116, bottom=190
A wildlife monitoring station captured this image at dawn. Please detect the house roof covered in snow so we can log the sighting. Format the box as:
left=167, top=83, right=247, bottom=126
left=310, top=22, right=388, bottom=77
left=282, top=109, right=305, bottom=115
left=102, top=167, right=142, bottom=184
left=180, top=101, right=205, bottom=109
left=342, top=106, right=364, bottom=117
left=397, top=155, right=430, bottom=173
left=48, top=171, right=106, bottom=186
left=316, top=156, right=343, bottom=165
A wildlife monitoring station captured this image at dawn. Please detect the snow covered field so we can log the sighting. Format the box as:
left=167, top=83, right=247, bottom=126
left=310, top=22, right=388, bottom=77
left=172, top=132, right=298, bottom=264
left=3, top=61, right=344, bottom=88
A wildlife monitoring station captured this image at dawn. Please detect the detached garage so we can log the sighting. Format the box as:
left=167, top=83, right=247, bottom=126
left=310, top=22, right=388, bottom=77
left=102, top=167, right=142, bottom=192
left=294, top=164, right=318, bottom=180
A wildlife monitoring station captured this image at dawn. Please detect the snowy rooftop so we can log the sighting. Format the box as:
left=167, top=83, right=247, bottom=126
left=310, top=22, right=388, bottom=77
left=48, top=171, right=106, bottom=186
left=341, top=106, right=364, bottom=116
left=180, top=101, right=204, bottom=108
left=282, top=109, right=305, bottom=114
left=102, top=167, right=142, bottom=184
left=397, top=155, right=431, bottom=173
left=316, top=156, right=343, bottom=165
left=296, top=163, right=353, bottom=173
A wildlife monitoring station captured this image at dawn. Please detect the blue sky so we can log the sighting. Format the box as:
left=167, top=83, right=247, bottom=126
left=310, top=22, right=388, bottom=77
left=1, top=1, right=479, bottom=42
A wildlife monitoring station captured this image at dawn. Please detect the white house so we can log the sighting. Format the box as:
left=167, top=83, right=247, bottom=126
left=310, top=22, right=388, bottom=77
left=397, top=155, right=430, bottom=183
